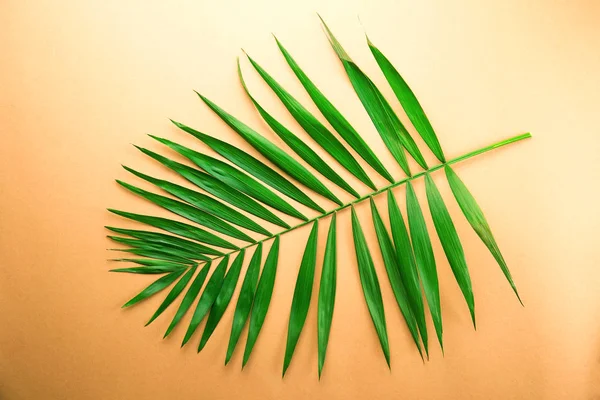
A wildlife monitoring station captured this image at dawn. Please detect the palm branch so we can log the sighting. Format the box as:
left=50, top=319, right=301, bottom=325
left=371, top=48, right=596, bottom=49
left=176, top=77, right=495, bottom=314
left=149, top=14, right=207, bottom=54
left=107, top=17, right=531, bottom=378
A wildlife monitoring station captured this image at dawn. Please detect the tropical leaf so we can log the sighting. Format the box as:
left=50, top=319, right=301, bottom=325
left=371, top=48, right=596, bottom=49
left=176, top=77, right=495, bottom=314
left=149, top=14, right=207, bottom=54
left=370, top=197, right=423, bottom=359
left=110, top=265, right=185, bottom=275
left=225, top=244, right=263, bottom=365
left=319, top=15, right=428, bottom=174
left=106, top=226, right=218, bottom=259
left=107, top=209, right=225, bottom=256
left=406, top=181, right=443, bottom=351
left=122, top=269, right=186, bottom=308
left=317, top=214, right=337, bottom=378
left=244, top=54, right=375, bottom=191
left=243, top=236, right=280, bottom=367
left=107, top=235, right=208, bottom=262
left=238, top=61, right=360, bottom=198
left=118, top=165, right=272, bottom=236
left=367, top=38, right=445, bottom=163
left=199, top=250, right=246, bottom=351
left=196, top=94, right=343, bottom=206
left=274, top=37, right=394, bottom=183
left=351, top=207, right=390, bottom=367
left=445, top=165, right=522, bottom=303
left=386, top=190, right=429, bottom=357
left=109, top=15, right=531, bottom=377
left=171, top=120, right=325, bottom=213
left=146, top=265, right=198, bottom=326
left=164, top=262, right=211, bottom=339
left=182, top=256, right=229, bottom=347
left=149, top=135, right=307, bottom=222
left=283, top=221, right=319, bottom=377
left=425, top=173, right=475, bottom=327
left=136, top=146, right=291, bottom=229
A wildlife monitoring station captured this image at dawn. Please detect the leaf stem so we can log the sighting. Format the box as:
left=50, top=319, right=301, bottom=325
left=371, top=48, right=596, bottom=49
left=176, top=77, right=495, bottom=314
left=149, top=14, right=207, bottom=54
left=211, top=132, right=531, bottom=260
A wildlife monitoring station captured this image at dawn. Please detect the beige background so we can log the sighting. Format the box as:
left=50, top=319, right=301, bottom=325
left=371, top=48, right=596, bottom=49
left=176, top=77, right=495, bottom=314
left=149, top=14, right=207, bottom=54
left=1, top=0, right=599, bottom=399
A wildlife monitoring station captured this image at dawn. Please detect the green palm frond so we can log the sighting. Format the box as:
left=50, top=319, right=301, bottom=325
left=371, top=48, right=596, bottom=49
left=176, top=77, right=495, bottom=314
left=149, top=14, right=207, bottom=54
left=107, top=17, right=531, bottom=378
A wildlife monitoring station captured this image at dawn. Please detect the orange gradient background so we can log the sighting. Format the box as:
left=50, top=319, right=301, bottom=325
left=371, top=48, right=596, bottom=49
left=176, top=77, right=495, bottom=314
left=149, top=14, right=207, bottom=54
left=1, top=1, right=599, bottom=399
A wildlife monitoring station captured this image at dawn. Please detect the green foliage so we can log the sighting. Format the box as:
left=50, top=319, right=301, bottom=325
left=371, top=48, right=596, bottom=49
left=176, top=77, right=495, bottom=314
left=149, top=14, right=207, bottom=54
left=107, top=16, right=530, bottom=377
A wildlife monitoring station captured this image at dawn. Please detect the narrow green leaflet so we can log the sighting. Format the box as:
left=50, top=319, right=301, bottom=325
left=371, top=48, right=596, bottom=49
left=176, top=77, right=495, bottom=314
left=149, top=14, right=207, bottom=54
left=198, top=250, right=246, bottom=351
left=110, top=247, right=197, bottom=265
left=164, top=263, right=211, bottom=338
left=370, top=198, right=423, bottom=359
left=120, top=165, right=272, bottom=236
left=107, top=235, right=207, bottom=263
left=406, top=181, right=443, bottom=350
left=122, top=269, right=185, bottom=308
left=116, top=180, right=252, bottom=245
left=110, top=258, right=190, bottom=268
left=319, top=16, right=428, bottom=173
left=387, top=190, right=428, bottom=357
left=445, top=166, right=521, bottom=303
left=238, top=62, right=360, bottom=198
left=106, top=227, right=219, bottom=259
left=317, top=214, right=337, bottom=378
left=350, top=207, right=390, bottom=367
left=275, top=37, right=394, bottom=183
left=245, top=55, right=376, bottom=191
left=425, top=174, right=475, bottom=327
left=136, top=146, right=291, bottom=229
left=368, top=39, right=446, bottom=163
left=242, top=236, right=280, bottom=367
left=107, top=210, right=225, bottom=255
left=225, top=244, right=263, bottom=365
left=110, top=265, right=185, bottom=274
left=181, top=256, right=229, bottom=347
left=171, top=120, right=325, bottom=213
left=150, top=136, right=307, bottom=221
left=196, top=94, right=344, bottom=206
left=146, top=265, right=198, bottom=326
left=282, top=221, right=318, bottom=377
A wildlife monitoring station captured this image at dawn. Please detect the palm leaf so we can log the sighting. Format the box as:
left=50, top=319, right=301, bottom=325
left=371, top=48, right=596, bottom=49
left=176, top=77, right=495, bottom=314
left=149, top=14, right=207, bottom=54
left=108, top=235, right=208, bottom=262
left=122, top=269, right=186, bottom=308
left=319, top=16, right=428, bottom=173
left=386, top=190, right=429, bottom=357
left=238, top=61, right=360, bottom=198
left=445, top=166, right=522, bottom=303
left=351, top=207, right=390, bottom=367
left=117, top=166, right=272, bottom=236
left=283, top=221, right=318, bottom=377
left=243, top=236, right=280, bottom=367
left=149, top=135, right=307, bottom=222
left=244, top=54, right=375, bottom=191
left=106, top=226, right=219, bottom=258
left=425, top=174, right=475, bottom=327
left=225, top=244, right=262, bottom=365
left=317, top=214, right=337, bottom=378
left=182, top=256, right=229, bottom=347
left=198, top=250, right=246, bottom=351
left=274, top=37, right=394, bottom=183
left=370, top=197, right=423, bottom=359
left=171, top=120, right=325, bottom=213
left=110, top=265, right=185, bottom=275
left=406, top=181, right=443, bottom=351
left=109, top=15, right=531, bottom=377
left=196, top=94, right=343, bottom=206
left=146, top=265, right=198, bottom=326
left=107, top=209, right=225, bottom=256
left=136, top=146, right=291, bottom=229
left=367, top=38, right=445, bottom=163
left=164, top=262, right=211, bottom=339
